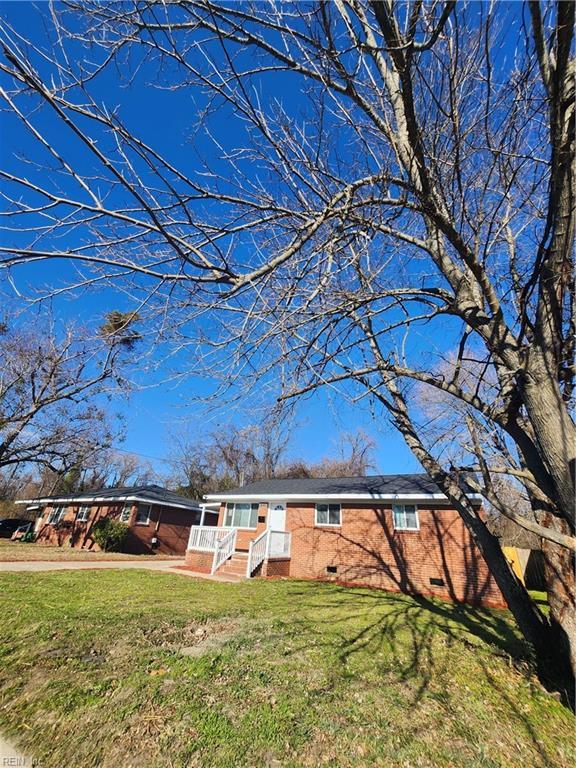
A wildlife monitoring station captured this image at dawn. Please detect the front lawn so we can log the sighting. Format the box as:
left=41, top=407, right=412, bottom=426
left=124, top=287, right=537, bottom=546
left=0, top=539, right=179, bottom=562
left=0, top=572, right=573, bottom=768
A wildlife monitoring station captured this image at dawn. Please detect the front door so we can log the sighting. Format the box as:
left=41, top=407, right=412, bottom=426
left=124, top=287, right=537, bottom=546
left=267, top=502, right=286, bottom=531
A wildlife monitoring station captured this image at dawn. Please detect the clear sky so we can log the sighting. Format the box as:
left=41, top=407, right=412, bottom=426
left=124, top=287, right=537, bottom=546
left=1, top=2, right=524, bottom=478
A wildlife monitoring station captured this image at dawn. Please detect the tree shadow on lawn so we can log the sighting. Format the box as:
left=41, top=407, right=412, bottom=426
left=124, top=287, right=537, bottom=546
left=286, top=510, right=574, bottom=710
left=281, top=581, right=563, bottom=767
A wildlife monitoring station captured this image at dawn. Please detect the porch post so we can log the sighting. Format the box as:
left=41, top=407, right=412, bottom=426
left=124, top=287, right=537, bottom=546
left=246, top=540, right=254, bottom=578
left=265, top=529, right=271, bottom=560
left=187, top=522, right=196, bottom=551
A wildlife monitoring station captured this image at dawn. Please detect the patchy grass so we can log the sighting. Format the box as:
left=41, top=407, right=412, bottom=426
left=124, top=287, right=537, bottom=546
left=0, top=539, right=179, bottom=562
left=0, top=571, right=573, bottom=768
left=529, top=590, right=550, bottom=616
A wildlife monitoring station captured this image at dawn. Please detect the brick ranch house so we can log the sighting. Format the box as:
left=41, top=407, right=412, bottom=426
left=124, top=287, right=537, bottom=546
left=18, top=485, right=218, bottom=556
left=185, top=474, right=506, bottom=608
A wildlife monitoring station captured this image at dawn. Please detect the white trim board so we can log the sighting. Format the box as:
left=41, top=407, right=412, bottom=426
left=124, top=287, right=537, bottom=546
left=204, top=492, right=483, bottom=504
left=15, top=495, right=203, bottom=512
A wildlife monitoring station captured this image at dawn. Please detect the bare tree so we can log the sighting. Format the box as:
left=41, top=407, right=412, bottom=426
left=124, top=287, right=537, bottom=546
left=170, top=422, right=375, bottom=495
left=0, top=464, right=32, bottom=519
left=0, top=312, right=136, bottom=478
left=316, top=431, right=375, bottom=477
left=168, top=435, right=214, bottom=500
left=0, top=2, right=574, bottom=685
left=59, top=450, right=158, bottom=492
left=169, top=414, right=292, bottom=496
left=283, top=430, right=376, bottom=478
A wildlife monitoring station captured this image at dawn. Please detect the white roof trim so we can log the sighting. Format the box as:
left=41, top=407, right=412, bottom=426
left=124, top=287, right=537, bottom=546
left=16, top=495, right=202, bottom=511
left=204, top=492, right=483, bottom=504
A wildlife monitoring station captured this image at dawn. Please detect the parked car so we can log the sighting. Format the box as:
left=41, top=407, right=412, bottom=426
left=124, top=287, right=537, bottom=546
left=0, top=518, right=34, bottom=538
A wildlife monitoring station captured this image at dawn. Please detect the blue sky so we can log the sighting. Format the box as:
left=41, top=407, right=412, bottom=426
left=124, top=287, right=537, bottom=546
left=0, top=2, right=526, bottom=478
left=0, top=3, right=420, bottom=476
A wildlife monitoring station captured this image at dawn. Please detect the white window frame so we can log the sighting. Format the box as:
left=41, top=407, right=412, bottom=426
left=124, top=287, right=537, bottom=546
left=135, top=503, right=151, bottom=526
left=119, top=504, right=132, bottom=524
left=392, top=504, right=420, bottom=532
left=224, top=502, right=259, bottom=529
left=47, top=506, right=66, bottom=525
left=315, top=503, right=342, bottom=527
left=76, top=505, right=91, bottom=523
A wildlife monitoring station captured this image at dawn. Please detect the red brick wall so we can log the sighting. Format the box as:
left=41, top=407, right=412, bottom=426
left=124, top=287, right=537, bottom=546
left=116, top=504, right=151, bottom=554
left=125, top=505, right=199, bottom=555
left=184, top=550, right=213, bottom=573
left=262, top=558, right=290, bottom=578
left=35, top=502, right=128, bottom=550
left=284, top=503, right=505, bottom=608
left=36, top=502, right=203, bottom=556
left=187, top=500, right=505, bottom=608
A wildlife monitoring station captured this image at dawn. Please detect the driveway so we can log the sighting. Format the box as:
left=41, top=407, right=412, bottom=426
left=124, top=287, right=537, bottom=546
left=0, top=559, right=240, bottom=581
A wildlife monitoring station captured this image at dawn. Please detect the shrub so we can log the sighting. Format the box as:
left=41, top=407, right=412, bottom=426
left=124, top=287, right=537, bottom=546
left=91, top=519, right=129, bottom=552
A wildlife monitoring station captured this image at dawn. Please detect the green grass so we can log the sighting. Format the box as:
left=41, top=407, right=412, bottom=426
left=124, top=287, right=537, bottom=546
left=0, top=571, right=573, bottom=768
left=529, top=590, right=550, bottom=616
left=0, top=539, right=179, bottom=561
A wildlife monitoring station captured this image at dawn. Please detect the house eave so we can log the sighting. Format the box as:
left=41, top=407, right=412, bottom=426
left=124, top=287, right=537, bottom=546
left=204, top=492, right=483, bottom=505
left=15, top=495, right=203, bottom=512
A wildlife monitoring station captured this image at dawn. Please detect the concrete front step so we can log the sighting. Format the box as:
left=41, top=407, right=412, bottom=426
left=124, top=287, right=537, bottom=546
left=173, top=565, right=244, bottom=582
left=219, top=570, right=248, bottom=578
left=218, top=565, right=249, bottom=576
left=217, top=553, right=250, bottom=578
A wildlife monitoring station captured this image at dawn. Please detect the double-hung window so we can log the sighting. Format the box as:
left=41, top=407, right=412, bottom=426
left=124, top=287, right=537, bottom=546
left=135, top=504, right=151, bottom=525
left=119, top=504, right=132, bottom=523
left=315, top=504, right=341, bottom=527
left=76, top=505, right=90, bottom=523
left=224, top=502, right=258, bottom=529
left=47, top=506, right=66, bottom=525
left=392, top=504, right=419, bottom=531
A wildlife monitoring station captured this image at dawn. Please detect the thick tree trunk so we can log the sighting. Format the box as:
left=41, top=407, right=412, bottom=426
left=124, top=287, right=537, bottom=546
left=541, top=515, right=576, bottom=686
left=518, top=370, right=576, bottom=698
left=468, top=517, right=546, bottom=640
left=378, top=380, right=573, bottom=695
left=466, top=514, right=574, bottom=702
left=521, top=367, right=576, bottom=525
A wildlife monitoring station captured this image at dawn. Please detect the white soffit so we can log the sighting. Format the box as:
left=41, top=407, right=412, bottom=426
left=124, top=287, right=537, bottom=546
left=205, top=492, right=482, bottom=504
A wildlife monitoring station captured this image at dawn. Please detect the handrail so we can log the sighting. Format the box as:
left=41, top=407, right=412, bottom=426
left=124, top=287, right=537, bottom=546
left=188, top=525, right=234, bottom=552
left=246, top=529, right=268, bottom=577
left=211, top=528, right=237, bottom=574
left=15, top=523, right=32, bottom=534
left=12, top=522, right=33, bottom=541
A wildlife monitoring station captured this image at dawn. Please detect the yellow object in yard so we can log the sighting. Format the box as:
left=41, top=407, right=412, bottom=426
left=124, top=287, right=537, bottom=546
left=502, top=546, right=528, bottom=584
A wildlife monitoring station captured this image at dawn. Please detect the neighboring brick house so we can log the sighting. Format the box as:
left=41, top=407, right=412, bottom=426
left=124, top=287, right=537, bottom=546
left=185, top=474, right=506, bottom=608
left=18, top=485, right=218, bottom=556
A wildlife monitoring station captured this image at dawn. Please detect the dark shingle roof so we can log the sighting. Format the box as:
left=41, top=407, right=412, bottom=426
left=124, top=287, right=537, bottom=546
left=23, top=484, right=202, bottom=511
left=206, top=473, right=479, bottom=500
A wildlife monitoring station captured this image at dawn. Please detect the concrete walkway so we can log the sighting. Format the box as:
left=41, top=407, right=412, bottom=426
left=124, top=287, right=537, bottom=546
left=0, top=559, right=240, bottom=581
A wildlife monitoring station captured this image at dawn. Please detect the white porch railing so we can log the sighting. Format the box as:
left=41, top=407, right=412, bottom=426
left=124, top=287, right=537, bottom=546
left=246, top=530, right=268, bottom=577
left=211, top=527, right=237, bottom=574
left=246, top=530, right=291, bottom=577
left=188, top=525, right=234, bottom=552
left=268, top=530, right=291, bottom=558
left=189, top=525, right=291, bottom=578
